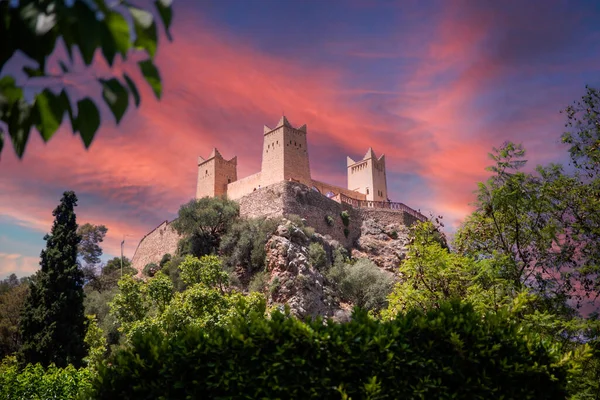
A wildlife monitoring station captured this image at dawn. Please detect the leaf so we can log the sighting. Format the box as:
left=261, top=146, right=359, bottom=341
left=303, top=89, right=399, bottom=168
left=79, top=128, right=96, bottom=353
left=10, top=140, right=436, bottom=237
left=73, top=2, right=102, bottom=65
left=100, top=78, right=129, bottom=124
left=76, top=98, right=100, bottom=148
left=123, top=74, right=141, bottom=107
left=0, top=76, right=23, bottom=105
left=35, top=90, right=66, bottom=141
left=155, top=0, right=173, bottom=40
left=139, top=59, right=162, bottom=99
left=8, top=100, right=34, bottom=158
left=105, top=11, right=131, bottom=57
left=130, top=7, right=157, bottom=58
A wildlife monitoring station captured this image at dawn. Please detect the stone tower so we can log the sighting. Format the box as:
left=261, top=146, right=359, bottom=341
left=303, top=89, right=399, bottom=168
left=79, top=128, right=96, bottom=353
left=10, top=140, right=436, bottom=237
left=347, top=148, right=388, bottom=202
left=260, top=116, right=311, bottom=187
left=196, top=148, right=237, bottom=198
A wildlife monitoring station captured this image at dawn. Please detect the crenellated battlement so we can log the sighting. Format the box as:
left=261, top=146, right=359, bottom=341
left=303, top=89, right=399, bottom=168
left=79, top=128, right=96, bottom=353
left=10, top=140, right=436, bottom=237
left=196, top=115, right=389, bottom=205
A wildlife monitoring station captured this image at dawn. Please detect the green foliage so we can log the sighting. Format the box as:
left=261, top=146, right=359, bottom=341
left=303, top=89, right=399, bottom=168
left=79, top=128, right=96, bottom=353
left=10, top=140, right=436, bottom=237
left=92, top=302, right=569, bottom=399
left=19, top=191, right=87, bottom=368
left=159, top=253, right=172, bottom=268
left=562, top=86, right=600, bottom=176
left=147, top=273, right=174, bottom=313
left=172, top=197, right=240, bottom=257
left=327, top=258, right=393, bottom=311
left=109, top=256, right=265, bottom=342
left=220, top=217, right=279, bottom=273
left=178, top=255, right=229, bottom=293
left=77, top=223, right=107, bottom=266
left=384, top=221, right=515, bottom=317
left=343, top=227, right=349, bottom=238
left=0, top=0, right=173, bottom=157
left=454, top=142, right=599, bottom=307
left=308, top=242, right=328, bottom=270
left=0, top=278, right=28, bottom=358
left=0, top=356, right=92, bottom=400
left=248, top=270, right=269, bottom=293
left=142, top=262, right=159, bottom=277
left=340, top=210, right=350, bottom=227
left=324, top=215, right=334, bottom=226
left=83, top=315, right=107, bottom=371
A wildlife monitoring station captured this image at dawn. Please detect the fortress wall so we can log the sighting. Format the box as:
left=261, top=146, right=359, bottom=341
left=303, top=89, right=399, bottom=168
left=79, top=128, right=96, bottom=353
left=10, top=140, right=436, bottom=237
left=131, top=221, right=181, bottom=274
left=227, top=172, right=262, bottom=200
left=237, top=181, right=360, bottom=247
left=357, top=208, right=423, bottom=228
left=310, top=179, right=367, bottom=201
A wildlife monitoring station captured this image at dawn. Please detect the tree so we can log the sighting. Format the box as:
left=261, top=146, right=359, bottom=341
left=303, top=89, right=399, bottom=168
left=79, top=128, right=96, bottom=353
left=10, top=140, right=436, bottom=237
left=0, top=0, right=173, bottom=158
left=327, top=257, right=393, bottom=312
left=0, top=279, right=29, bottom=358
left=19, top=191, right=87, bottom=368
left=77, top=223, right=107, bottom=266
left=172, top=197, right=240, bottom=257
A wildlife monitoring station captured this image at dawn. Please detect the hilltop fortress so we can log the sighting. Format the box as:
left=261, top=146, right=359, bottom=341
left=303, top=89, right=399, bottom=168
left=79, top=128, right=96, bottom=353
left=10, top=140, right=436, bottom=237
left=131, top=116, right=426, bottom=273
left=196, top=116, right=387, bottom=203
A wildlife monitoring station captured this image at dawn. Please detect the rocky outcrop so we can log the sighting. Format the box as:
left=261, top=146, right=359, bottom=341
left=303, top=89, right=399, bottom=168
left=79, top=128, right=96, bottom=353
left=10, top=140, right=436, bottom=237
left=263, top=220, right=340, bottom=319
left=351, top=218, right=411, bottom=273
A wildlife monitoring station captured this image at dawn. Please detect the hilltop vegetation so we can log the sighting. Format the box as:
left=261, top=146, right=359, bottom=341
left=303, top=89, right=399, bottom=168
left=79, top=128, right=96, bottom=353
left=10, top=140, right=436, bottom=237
left=0, top=87, right=599, bottom=398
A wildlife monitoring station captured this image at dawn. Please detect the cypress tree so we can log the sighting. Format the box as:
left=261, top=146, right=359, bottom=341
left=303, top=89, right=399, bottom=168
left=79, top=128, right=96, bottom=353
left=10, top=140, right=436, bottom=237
left=19, top=191, right=87, bottom=367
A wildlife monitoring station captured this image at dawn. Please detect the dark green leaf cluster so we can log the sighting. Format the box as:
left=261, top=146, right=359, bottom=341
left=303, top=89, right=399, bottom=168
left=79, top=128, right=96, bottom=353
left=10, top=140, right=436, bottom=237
left=0, top=0, right=173, bottom=157
left=172, top=197, right=240, bottom=257
left=91, top=302, right=568, bottom=399
left=220, top=217, right=280, bottom=273
left=77, top=223, right=108, bottom=266
left=328, top=257, right=393, bottom=311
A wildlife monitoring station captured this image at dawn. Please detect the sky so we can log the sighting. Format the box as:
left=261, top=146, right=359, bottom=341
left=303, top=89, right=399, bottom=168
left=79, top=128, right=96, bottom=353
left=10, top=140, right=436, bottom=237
left=1, top=0, right=599, bottom=278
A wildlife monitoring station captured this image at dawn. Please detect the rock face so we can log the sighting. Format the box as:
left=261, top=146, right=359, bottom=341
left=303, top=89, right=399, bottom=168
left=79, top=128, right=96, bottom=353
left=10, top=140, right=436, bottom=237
left=351, top=218, right=411, bottom=273
left=258, top=217, right=411, bottom=319
left=263, top=220, right=340, bottom=319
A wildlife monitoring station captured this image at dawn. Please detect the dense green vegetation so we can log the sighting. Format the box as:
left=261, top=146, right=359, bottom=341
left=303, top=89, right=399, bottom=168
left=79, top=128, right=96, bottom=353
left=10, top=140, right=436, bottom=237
left=0, top=86, right=599, bottom=398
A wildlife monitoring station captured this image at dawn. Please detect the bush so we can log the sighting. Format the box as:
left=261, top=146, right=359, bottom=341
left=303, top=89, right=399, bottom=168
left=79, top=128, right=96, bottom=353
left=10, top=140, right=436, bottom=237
left=248, top=271, right=269, bottom=293
left=91, top=302, right=569, bottom=399
left=220, top=218, right=280, bottom=273
left=340, top=210, right=350, bottom=227
left=143, top=263, right=159, bottom=277
left=308, top=242, right=327, bottom=270
left=0, top=356, right=92, bottom=399
left=327, top=258, right=393, bottom=311
left=159, top=254, right=172, bottom=268
left=324, top=215, right=334, bottom=226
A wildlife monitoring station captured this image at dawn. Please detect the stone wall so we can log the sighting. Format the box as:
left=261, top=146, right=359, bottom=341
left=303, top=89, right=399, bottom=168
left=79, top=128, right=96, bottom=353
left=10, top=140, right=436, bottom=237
left=238, top=181, right=424, bottom=247
left=131, top=220, right=181, bottom=274
left=226, top=172, right=262, bottom=200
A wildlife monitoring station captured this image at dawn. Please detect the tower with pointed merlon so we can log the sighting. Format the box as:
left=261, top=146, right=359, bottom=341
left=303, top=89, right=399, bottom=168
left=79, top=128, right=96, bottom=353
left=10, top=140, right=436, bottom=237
left=347, top=148, right=388, bottom=202
left=196, top=148, right=237, bottom=198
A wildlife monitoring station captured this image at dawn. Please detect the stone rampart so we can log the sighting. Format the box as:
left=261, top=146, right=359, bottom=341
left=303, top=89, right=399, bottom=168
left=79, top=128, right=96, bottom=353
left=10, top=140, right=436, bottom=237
left=226, top=172, right=262, bottom=200
left=131, top=220, right=181, bottom=274
left=132, top=182, right=426, bottom=273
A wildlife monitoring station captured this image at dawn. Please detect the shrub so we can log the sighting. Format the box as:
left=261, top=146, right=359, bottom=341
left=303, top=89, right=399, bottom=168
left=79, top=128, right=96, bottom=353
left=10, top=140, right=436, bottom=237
left=220, top=218, right=280, bottom=273
left=327, top=258, right=393, bottom=311
left=91, top=302, right=569, bottom=399
left=324, top=215, right=334, bottom=227
left=248, top=271, right=269, bottom=293
left=308, top=242, right=328, bottom=270
left=159, top=254, right=172, bottom=268
left=143, top=262, right=159, bottom=277
left=340, top=210, right=350, bottom=227
left=0, top=356, right=92, bottom=399
left=343, top=227, right=350, bottom=238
